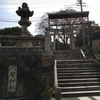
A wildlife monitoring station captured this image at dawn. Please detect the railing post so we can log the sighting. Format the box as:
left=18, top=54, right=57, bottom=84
left=44, top=31, right=50, bottom=52
left=55, top=87, right=61, bottom=100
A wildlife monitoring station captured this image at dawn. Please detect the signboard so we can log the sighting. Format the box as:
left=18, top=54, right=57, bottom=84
left=7, top=65, right=17, bottom=92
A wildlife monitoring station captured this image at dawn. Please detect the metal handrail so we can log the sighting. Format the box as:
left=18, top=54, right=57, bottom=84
left=80, top=49, right=86, bottom=59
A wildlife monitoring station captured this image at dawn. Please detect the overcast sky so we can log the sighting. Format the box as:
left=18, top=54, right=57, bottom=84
left=0, top=0, right=100, bottom=35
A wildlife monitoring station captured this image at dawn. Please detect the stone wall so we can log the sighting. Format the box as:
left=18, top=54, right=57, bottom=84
left=0, top=56, right=54, bottom=100
left=0, top=57, right=30, bottom=99
left=25, top=56, right=54, bottom=100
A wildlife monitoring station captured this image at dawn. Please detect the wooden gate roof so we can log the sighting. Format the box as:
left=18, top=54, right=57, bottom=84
left=48, top=11, right=89, bottom=19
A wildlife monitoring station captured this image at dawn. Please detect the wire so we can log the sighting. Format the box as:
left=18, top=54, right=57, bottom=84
left=0, top=0, right=100, bottom=24
left=0, top=4, right=76, bottom=9
left=0, top=19, right=41, bottom=23
left=89, top=0, right=94, bottom=4
left=0, top=20, right=17, bottom=23
left=91, top=0, right=100, bottom=5
left=0, top=0, right=75, bottom=5
left=87, top=5, right=100, bottom=15
left=86, top=5, right=100, bottom=10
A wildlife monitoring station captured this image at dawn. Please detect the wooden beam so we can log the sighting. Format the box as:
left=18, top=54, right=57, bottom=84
left=47, top=28, right=79, bottom=32
left=49, top=22, right=88, bottom=26
left=50, top=33, right=70, bottom=35
left=48, top=11, right=89, bottom=19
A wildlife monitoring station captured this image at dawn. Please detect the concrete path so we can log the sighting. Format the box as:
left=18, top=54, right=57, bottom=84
left=62, top=96, right=100, bottom=100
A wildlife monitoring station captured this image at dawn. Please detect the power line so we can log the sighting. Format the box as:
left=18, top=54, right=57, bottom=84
left=86, top=4, right=100, bottom=10
left=91, top=0, right=100, bottom=5
left=0, top=19, right=41, bottom=23
left=0, top=4, right=76, bottom=9
left=88, top=5, right=100, bottom=15
left=0, top=0, right=75, bottom=5
left=0, top=0, right=100, bottom=23
left=90, top=0, right=94, bottom=4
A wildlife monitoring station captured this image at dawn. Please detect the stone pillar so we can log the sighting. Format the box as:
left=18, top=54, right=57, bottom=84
left=53, top=32, right=56, bottom=50
left=22, top=25, right=27, bottom=36
left=70, top=32, right=75, bottom=50
left=44, top=31, right=50, bottom=52
left=55, top=87, right=61, bottom=100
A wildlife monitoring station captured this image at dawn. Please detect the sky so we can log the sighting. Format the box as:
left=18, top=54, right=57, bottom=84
left=0, top=0, right=100, bottom=35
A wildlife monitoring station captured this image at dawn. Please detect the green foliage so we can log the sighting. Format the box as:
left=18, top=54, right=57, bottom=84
left=87, top=21, right=100, bottom=36
left=41, top=76, right=54, bottom=100
left=0, top=27, right=22, bottom=35
left=76, top=21, right=100, bottom=46
left=0, top=26, right=32, bottom=36
left=30, top=75, right=54, bottom=100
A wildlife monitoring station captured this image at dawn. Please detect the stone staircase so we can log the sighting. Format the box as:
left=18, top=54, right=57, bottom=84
left=55, top=59, right=100, bottom=99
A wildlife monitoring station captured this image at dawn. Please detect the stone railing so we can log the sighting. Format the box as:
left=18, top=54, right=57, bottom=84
left=54, top=60, right=61, bottom=100
left=0, top=35, right=44, bottom=48
left=0, top=32, right=51, bottom=56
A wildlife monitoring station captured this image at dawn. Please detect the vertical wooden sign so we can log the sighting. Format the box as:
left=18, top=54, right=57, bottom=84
left=7, top=65, right=17, bottom=92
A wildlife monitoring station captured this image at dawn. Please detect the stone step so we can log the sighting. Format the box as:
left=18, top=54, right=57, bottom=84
left=57, top=65, right=99, bottom=68
left=61, top=86, right=100, bottom=92
left=59, top=81, right=100, bottom=87
left=59, top=80, right=100, bottom=83
left=57, top=72, right=100, bottom=76
left=61, top=90, right=100, bottom=97
left=56, top=60, right=96, bottom=64
left=57, top=68, right=100, bottom=71
left=58, top=78, right=100, bottom=83
left=57, top=73, right=100, bottom=77
left=57, top=63, right=97, bottom=66
left=57, top=67, right=100, bottom=70
left=56, top=59, right=95, bottom=61
left=57, top=63, right=98, bottom=66
left=58, top=74, right=100, bottom=79
left=57, top=69, right=100, bottom=73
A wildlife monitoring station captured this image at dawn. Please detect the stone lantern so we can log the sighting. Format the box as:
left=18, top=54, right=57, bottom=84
left=16, top=2, right=34, bottom=36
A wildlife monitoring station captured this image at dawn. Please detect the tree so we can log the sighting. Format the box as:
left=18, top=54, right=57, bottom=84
left=0, top=26, right=32, bottom=36
left=75, top=21, right=100, bottom=46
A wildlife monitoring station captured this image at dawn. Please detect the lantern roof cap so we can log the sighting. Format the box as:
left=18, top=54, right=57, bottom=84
left=16, top=2, right=34, bottom=17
